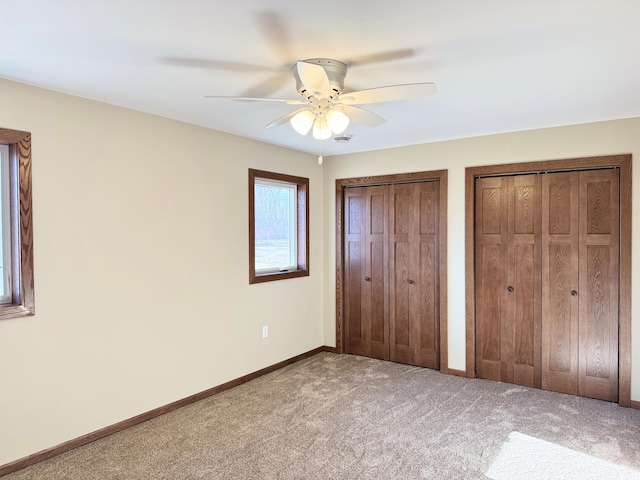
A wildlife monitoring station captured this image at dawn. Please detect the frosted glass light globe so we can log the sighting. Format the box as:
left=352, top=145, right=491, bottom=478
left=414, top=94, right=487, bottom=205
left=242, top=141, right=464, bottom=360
left=327, top=109, right=350, bottom=134
left=290, top=110, right=314, bottom=135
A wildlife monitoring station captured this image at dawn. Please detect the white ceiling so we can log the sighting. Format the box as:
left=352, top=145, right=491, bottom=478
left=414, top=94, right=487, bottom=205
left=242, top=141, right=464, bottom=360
left=2, top=1, right=639, bottom=156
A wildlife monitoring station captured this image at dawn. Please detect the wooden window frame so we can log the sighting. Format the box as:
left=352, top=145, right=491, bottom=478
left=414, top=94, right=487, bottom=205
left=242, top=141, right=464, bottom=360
left=0, top=128, right=35, bottom=319
left=249, top=169, right=309, bottom=284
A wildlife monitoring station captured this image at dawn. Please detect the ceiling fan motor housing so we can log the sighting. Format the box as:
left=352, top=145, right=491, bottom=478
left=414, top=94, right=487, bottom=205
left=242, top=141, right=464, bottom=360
left=293, top=58, right=347, bottom=98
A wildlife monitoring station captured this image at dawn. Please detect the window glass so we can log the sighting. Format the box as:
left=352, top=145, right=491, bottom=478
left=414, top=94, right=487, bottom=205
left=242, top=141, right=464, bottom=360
left=0, top=144, right=11, bottom=304
left=0, top=127, right=35, bottom=320
left=254, top=179, right=297, bottom=273
left=249, top=169, right=309, bottom=284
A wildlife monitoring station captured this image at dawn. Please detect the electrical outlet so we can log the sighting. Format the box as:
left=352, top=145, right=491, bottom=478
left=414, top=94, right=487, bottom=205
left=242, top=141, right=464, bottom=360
left=262, top=325, right=269, bottom=338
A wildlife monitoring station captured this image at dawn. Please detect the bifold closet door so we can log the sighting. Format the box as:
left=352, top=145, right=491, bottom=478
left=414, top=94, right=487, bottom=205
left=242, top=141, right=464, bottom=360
left=389, top=182, right=440, bottom=369
left=578, top=169, right=619, bottom=401
left=344, top=186, right=389, bottom=360
left=541, top=170, right=619, bottom=402
left=541, top=172, right=579, bottom=395
left=476, top=169, right=619, bottom=402
left=475, top=174, right=541, bottom=388
left=343, top=181, right=440, bottom=368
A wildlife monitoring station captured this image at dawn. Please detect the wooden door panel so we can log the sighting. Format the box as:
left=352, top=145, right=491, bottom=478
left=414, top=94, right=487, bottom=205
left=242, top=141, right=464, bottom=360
left=417, top=238, right=438, bottom=367
left=513, top=242, right=539, bottom=386
left=578, top=170, right=619, bottom=401
left=513, top=183, right=536, bottom=234
left=546, top=243, right=574, bottom=373
left=347, top=194, right=363, bottom=235
left=370, top=192, right=386, bottom=234
left=419, top=185, right=437, bottom=234
left=476, top=175, right=541, bottom=387
left=481, top=186, right=503, bottom=234
left=391, top=241, right=410, bottom=347
left=585, top=181, right=613, bottom=234
left=393, top=190, right=411, bottom=234
left=365, top=187, right=390, bottom=360
left=510, top=175, right=541, bottom=388
left=547, top=180, right=573, bottom=234
left=344, top=189, right=365, bottom=355
left=414, top=182, right=440, bottom=368
left=477, top=243, right=504, bottom=380
left=475, top=177, right=508, bottom=381
left=542, top=172, right=579, bottom=395
left=345, top=240, right=363, bottom=354
left=583, top=245, right=612, bottom=378
left=344, top=186, right=389, bottom=360
left=369, top=241, right=386, bottom=344
left=390, top=182, right=440, bottom=368
left=390, top=183, right=412, bottom=364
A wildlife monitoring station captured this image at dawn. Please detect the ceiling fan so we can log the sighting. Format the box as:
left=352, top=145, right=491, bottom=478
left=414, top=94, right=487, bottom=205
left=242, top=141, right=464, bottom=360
left=204, top=58, right=437, bottom=141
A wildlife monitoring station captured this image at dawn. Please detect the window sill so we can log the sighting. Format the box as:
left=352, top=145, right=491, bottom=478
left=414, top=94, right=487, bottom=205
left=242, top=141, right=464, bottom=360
left=249, top=268, right=309, bottom=284
left=0, top=304, right=35, bottom=321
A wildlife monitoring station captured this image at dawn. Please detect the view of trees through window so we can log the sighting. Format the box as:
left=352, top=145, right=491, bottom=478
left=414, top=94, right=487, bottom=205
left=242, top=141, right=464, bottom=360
left=254, top=181, right=296, bottom=271
left=0, top=144, right=11, bottom=303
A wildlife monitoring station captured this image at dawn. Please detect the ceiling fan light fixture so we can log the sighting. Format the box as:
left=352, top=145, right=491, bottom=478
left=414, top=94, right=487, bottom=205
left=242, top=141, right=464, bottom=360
left=290, top=109, right=314, bottom=135
left=205, top=56, right=437, bottom=143
left=327, top=109, right=350, bottom=134
left=312, top=116, right=332, bottom=140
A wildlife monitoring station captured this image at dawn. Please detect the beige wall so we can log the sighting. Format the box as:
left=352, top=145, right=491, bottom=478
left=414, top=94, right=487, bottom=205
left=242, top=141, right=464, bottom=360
left=322, top=118, right=640, bottom=401
left=1, top=75, right=638, bottom=467
left=0, top=78, right=323, bottom=465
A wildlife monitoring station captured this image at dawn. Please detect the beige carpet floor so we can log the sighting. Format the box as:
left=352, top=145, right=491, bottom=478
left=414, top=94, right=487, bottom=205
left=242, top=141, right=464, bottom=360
left=4, top=352, right=640, bottom=479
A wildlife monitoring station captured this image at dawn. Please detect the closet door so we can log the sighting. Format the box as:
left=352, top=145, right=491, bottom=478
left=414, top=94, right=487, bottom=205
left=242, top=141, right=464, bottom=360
left=541, top=170, right=619, bottom=402
left=578, top=169, right=619, bottom=401
left=475, top=175, right=541, bottom=387
left=541, top=172, right=579, bottom=395
left=389, top=182, right=440, bottom=368
left=475, top=176, right=507, bottom=381
left=476, top=168, right=619, bottom=400
left=510, top=175, right=542, bottom=387
left=343, top=186, right=389, bottom=360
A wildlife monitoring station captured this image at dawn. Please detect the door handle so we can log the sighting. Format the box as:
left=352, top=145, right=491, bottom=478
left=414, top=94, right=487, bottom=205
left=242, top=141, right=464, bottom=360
left=507, top=286, right=514, bottom=292
left=364, top=276, right=370, bottom=282
left=571, top=290, right=577, bottom=296
left=407, top=279, right=414, bottom=284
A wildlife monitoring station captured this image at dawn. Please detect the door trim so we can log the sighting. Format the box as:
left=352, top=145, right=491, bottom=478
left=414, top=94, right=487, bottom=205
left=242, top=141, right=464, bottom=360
left=336, top=170, right=449, bottom=371
left=465, top=154, right=632, bottom=406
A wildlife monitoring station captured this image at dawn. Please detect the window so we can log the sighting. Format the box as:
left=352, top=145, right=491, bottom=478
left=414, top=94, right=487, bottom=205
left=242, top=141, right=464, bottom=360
left=249, top=169, right=309, bottom=284
left=0, top=144, right=12, bottom=303
left=0, top=128, right=35, bottom=319
left=254, top=178, right=297, bottom=273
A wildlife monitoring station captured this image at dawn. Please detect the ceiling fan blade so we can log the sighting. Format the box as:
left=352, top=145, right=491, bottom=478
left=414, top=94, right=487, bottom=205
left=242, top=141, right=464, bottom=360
left=339, top=83, right=437, bottom=105
left=161, top=57, right=274, bottom=73
left=345, top=49, right=416, bottom=68
left=296, top=61, right=331, bottom=97
left=341, top=105, right=386, bottom=127
left=240, top=74, right=291, bottom=98
left=204, top=95, right=308, bottom=105
left=255, top=11, right=294, bottom=63
left=265, top=108, right=307, bottom=129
